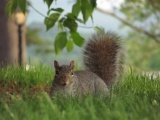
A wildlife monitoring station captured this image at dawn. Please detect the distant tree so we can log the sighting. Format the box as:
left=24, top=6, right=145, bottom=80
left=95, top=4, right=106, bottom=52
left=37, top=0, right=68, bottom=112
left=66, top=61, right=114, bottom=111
left=96, top=0, right=160, bottom=42
left=26, top=27, right=54, bottom=54
left=26, top=28, right=43, bottom=45
left=125, top=31, right=160, bottom=70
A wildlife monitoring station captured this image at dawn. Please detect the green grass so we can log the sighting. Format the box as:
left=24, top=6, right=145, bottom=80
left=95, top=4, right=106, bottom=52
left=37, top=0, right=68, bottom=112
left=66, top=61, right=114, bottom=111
left=0, top=65, right=159, bottom=120
left=0, top=64, right=53, bottom=86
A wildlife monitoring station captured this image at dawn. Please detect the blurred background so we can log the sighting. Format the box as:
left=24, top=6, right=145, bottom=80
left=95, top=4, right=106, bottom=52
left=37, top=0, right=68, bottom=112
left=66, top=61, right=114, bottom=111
left=0, top=0, right=160, bottom=71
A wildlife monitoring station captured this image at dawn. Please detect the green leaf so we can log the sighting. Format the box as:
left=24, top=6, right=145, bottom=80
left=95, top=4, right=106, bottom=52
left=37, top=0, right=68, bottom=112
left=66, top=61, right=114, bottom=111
left=76, top=18, right=84, bottom=24
left=47, top=8, right=64, bottom=15
left=57, top=21, right=63, bottom=31
left=50, top=8, right=64, bottom=13
left=63, top=18, right=78, bottom=32
left=6, top=0, right=13, bottom=16
left=72, top=1, right=81, bottom=17
left=6, top=0, right=18, bottom=16
left=71, top=32, right=85, bottom=47
left=54, top=32, right=67, bottom=54
left=18, top=0, right=26, bottom=13
left=94, top=26, right=105, bottom=34
left=81, top=0, right=94, bottom=23
left=89, top=0, right=97, bottom=8
left=59, top=17, right=65, bottom=23
left=44, top=13, right=60, bottom=31
left=65, top=13, right=76, bottom=19
left=44, top=0, right=54, bottom=8
left=11, top=0, right=18, bottom=12
left=66, top=40, right=74, bottom=53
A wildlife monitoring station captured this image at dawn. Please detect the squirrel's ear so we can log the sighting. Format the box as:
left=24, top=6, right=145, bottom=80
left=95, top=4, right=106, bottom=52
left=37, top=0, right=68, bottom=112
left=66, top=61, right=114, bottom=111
left=54, top=60, right=59, bottom=69
left=70, top=60, right=74, bottom=70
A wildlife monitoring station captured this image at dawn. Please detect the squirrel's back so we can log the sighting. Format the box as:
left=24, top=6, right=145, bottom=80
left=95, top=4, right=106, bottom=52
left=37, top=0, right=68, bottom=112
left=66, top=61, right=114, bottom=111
left=83, top=32, right=124, bottom=87
left=74, top=70, right=109, bottom=96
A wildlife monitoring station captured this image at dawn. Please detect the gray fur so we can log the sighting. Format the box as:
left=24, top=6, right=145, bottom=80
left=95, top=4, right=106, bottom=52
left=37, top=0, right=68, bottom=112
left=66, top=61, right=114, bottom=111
left=50, top=32, right=124, bottom=98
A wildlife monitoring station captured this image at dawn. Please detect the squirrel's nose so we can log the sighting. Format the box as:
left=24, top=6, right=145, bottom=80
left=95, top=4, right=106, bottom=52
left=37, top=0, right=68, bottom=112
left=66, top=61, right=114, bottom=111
left=62, top=82, right=66, bottom=86
left=59, top=79, right=67, bottom=86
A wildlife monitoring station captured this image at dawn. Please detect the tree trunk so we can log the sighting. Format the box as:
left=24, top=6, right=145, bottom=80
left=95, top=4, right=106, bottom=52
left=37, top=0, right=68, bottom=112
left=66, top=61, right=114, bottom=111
left=0, top=0, right=26, bottom=67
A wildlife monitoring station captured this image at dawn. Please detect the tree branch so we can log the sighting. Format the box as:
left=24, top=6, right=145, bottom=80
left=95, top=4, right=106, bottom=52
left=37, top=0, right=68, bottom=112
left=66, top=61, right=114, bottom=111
left=96, top=7, right=160, bottom=43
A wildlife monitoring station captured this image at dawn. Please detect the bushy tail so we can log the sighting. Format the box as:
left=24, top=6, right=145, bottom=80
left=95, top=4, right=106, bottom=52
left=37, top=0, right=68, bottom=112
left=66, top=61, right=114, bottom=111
left=83, top=32, right=124, bottom=87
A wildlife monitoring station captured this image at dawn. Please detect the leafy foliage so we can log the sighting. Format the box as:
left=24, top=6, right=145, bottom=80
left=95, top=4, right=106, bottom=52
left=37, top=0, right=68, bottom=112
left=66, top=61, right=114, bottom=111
left=43, top=0, right=54, bottom=8
left=54, top=32, right=67, bottom=54
left=43, top=0, right=96, bottom=53
left=47, top=8, right=64, bottom=15
left=6, top=0, right=96, bottom=54
left=63, top=13, right=78, bottom=32
left=6, top=0, right=26, bottom=15
left=18, top=0, right=26, bottom=13
left=6, top=0, right=18, bottom=16
left=44, top=13, right=61, bottom=30
left=66, top=40, right=74, bottom=52
left=72, top=0, right=81, bottom=17
left=81, top=0, right=94, bottom=23
left=71, top=32, right=85, bottom=47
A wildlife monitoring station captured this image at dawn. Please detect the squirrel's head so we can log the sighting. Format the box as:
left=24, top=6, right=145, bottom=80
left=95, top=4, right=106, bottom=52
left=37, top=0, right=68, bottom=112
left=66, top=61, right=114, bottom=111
left=53, top=60, right=75, bottom=87
left=50, top=60, right=75, bottom=97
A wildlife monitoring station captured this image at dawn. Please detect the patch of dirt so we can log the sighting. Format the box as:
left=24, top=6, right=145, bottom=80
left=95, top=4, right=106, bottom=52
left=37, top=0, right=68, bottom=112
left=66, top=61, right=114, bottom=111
left=0, top=80, right=51, bottom=95
left=29, top=84, right=51, bottom=94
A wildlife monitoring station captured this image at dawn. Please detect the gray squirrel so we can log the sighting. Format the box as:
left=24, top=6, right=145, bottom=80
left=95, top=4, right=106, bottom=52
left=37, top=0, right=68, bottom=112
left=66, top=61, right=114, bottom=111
left=50, top=32, right=124, bottom=98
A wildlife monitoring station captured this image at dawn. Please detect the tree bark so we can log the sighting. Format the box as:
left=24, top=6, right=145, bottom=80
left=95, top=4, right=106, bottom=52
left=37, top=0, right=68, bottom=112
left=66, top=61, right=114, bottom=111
left=0, top=0, right=26, bottom=67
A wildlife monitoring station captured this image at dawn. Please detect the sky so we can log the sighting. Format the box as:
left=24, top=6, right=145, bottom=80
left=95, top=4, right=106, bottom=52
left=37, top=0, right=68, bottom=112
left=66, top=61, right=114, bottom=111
left=27, top=0, right=123, bottom=32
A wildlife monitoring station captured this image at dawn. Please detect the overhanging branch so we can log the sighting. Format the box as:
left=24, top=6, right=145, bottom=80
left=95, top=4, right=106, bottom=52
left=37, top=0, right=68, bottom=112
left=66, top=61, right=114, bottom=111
left=96, top=7, right=160, bottom=43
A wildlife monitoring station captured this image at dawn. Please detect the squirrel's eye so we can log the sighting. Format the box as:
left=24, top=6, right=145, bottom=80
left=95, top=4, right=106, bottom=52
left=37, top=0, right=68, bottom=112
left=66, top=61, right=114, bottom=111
left=55, top=70, right=59, bottom=75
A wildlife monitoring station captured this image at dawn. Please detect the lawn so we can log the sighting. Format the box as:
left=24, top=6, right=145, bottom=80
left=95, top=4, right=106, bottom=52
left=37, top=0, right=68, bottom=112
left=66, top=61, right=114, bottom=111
left=0, top=65, right=159, bottom=120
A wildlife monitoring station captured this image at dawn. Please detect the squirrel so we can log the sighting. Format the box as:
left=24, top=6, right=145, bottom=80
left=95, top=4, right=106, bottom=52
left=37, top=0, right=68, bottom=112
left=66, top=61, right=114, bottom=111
left=50, top=31, right=124, bottom=98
